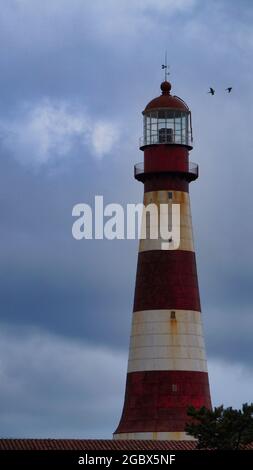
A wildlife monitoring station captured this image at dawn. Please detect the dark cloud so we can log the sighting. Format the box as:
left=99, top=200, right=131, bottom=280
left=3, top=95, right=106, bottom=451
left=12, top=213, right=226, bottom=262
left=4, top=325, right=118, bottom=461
left=0, top=326, right=126, bottom=438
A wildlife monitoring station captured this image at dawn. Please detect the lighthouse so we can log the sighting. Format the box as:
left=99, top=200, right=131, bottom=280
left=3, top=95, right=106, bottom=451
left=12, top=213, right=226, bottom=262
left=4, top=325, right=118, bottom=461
left=114, top=79, right=211, bottom=441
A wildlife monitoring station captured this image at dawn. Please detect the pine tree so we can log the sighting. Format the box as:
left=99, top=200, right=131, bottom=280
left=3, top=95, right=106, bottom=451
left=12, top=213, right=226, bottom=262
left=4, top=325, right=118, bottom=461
left=185, top=403, right=253, bottom=450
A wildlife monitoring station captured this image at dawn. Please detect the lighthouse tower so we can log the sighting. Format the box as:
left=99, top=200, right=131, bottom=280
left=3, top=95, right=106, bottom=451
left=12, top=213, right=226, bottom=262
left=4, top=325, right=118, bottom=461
left=114, top=79, right=212, bottom=441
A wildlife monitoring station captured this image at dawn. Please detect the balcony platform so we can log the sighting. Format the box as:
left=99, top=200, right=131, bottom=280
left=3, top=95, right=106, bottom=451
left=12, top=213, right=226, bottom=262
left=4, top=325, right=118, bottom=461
left=134, top=161, right=199, bottom=183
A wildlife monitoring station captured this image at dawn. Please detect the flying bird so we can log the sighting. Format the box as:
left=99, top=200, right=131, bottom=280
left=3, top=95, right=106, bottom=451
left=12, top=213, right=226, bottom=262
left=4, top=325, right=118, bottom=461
left=208, top=87, right=215, bottom=95
left=226, top=87, right=232, bottom=93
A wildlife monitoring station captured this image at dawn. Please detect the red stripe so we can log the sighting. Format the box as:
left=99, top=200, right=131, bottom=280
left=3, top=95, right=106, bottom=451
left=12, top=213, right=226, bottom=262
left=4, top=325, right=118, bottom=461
left=144, top=145, right=189, bottom=174
left=144, top=174, right=189, bottom=192
left=133, top=250, right=201, bottom=312
left=115, top=370, right=211, bottom=434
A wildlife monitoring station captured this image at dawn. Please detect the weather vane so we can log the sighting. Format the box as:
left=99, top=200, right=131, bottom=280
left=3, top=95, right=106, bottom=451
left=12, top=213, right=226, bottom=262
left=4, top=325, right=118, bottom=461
left=161, top=51, right=170, bottom=81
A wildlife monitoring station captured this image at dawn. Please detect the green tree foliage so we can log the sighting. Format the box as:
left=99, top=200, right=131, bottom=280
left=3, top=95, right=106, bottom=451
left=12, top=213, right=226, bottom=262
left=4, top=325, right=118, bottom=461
left=185, top=403, right=253, bottom=450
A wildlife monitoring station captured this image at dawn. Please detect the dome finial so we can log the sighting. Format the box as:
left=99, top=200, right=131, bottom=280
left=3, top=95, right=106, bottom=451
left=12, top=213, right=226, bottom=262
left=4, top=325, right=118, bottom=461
left=160, top=80, right=171, bottom=95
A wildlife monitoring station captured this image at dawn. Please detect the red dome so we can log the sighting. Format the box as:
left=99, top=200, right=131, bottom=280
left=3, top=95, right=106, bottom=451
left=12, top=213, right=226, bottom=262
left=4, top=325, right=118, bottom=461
left=143, top=81, right=189, bottom=113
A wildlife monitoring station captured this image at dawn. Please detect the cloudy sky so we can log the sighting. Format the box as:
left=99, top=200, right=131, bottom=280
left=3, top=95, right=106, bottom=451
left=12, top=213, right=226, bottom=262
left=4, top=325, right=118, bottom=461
left=0, top=0, right=253, bottom=438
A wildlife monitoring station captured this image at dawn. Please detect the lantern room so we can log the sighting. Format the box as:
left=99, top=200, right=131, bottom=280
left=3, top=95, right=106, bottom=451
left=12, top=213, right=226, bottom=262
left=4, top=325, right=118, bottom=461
left=140, top=81, right=193, bottom=150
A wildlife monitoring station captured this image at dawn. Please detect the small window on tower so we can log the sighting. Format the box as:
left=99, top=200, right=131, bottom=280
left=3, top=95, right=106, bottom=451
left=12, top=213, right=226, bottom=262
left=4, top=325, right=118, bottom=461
left=168, top=192, right=173, bottom=199
left=172, top=384, right=177, bottom=392
left=171, top=311, right=176, bottom=319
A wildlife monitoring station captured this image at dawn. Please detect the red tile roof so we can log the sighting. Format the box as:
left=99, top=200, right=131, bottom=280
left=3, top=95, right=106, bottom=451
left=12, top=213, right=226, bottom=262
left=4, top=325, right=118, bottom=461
left=0, top=439, right=252, bottom=451
left=0, top=439, right=197, bottom=451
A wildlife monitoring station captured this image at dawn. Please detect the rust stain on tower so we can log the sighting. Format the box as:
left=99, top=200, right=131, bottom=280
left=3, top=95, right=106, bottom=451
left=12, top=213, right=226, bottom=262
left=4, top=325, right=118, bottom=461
left=114, top=80, right=211, bottom=441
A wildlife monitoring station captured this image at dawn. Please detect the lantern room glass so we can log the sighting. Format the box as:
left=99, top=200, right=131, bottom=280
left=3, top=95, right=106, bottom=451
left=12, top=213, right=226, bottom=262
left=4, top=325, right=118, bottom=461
left=143, top=110, right=191, bottom=146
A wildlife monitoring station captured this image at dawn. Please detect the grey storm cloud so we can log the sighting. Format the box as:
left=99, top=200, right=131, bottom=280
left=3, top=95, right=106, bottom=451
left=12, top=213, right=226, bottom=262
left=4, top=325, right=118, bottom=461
left=0, top=325, right=126, bottom=438
left=0, top=0, right=253, bottom=437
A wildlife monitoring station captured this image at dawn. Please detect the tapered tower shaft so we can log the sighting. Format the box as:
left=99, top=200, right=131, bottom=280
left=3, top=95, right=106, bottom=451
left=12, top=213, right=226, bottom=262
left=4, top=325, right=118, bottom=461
left=114, top=80, right=211, bottom=440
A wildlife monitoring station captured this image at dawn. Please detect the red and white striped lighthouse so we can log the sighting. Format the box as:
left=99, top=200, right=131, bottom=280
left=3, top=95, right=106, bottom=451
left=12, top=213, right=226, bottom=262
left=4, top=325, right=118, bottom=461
left=114, top=79, right=211, bottom=441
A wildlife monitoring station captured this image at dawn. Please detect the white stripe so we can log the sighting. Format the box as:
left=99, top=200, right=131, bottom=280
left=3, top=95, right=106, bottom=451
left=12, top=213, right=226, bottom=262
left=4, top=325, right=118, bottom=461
left=127, top=310, right=208, bottom=373
left=128, top=358, right=207, bottom=372
left=140, top=190, right=194, bottom=253
left=144, top=190, right=190, bottom=206
left=129, top=346, right=206, bottom=360
left=133, top=310, right=201, bottom=323
left=130, top=334, right=205, bottom=348
left=139, top=236, right=194, bottom=252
